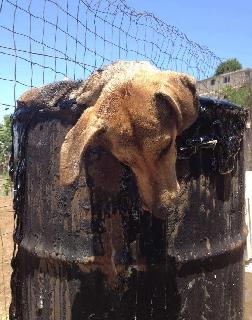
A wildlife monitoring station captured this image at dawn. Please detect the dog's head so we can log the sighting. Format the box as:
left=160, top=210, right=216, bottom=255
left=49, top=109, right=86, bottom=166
left=60, top=69, right=198, bottom=219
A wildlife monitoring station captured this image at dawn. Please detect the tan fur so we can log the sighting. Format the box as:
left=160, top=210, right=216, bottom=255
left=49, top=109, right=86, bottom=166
left=60, top=61, right=199, bottom=218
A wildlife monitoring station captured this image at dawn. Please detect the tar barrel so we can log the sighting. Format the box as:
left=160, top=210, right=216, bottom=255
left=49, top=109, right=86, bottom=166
left=9, top=84, right=248, bottom=320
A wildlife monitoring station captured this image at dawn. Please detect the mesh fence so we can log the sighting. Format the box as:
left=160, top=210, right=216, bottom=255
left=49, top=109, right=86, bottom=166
left=0, top=0, right=223, bottom=317
left=0, top=0, right=222, bottom=115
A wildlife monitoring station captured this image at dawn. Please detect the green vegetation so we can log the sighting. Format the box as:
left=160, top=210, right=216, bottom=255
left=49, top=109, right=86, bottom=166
left=0, top=171, right=11, bottom=196
left=0, top=115, right=12, bottom=195
left=215, top=58, right=242, bottom=76
left=0, top=115, right=12, bottom=169
left=218, top=85, right=250, bottom=108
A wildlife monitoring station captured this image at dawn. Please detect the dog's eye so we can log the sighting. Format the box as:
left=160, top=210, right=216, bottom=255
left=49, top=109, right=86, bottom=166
left=158, top=141, right=172, bottom=160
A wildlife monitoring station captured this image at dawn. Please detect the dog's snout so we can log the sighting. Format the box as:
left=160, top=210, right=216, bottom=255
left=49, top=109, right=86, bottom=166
left=139, top=182, right=180, bottom=219
left=159, top=184, right=180, bottom=205
left=152, top=187, right=179, bottom=218
left=151, top=202, right=176, bottom=221
left=153, top=191, right=181, bottom=222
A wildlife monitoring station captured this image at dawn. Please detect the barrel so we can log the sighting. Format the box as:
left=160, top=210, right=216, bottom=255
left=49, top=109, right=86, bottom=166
left=9, top=82, right=248, bottom=320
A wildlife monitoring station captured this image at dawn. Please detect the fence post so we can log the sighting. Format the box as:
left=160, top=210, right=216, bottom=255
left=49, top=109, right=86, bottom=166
left=9, top=86, right=247, bottom=319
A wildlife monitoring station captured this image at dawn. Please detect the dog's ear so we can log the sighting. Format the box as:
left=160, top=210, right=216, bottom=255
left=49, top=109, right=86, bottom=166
left=179, top=74, right=197, bottom=96
left=155, top=74, right=198, bottom=134
left=155, top=92, right=183, bottom=130
left=177, top=74, right=199, bottom=133
left=60, top=106, right=105, bottom=185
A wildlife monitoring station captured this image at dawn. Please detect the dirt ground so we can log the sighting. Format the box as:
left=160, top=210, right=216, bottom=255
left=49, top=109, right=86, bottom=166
left=0, top=194, right=252, bottom=319
left=0, top=194, right=14, bottom=320
left=245, top=271, right=252, bottom=320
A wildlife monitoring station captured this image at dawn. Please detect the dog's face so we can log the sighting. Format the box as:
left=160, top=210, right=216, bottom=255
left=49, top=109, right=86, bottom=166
left=60, top=71, right=198, bottom=218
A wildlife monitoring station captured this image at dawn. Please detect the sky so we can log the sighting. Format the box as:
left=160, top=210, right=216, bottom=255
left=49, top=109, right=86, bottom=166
left=126, top=0, right=252, bottom=68
left=0, top=0, right=251, bottom=123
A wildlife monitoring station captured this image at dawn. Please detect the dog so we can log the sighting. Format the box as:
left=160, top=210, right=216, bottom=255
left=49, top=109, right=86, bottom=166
left=59, top=61, right=199, bottom=219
